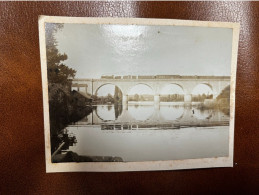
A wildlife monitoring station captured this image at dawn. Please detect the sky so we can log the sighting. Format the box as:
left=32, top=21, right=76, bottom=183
left=55, top=23, right=233, bottom=79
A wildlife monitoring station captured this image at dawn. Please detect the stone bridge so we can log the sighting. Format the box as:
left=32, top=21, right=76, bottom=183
left=71, top=75, right=230, bottom=104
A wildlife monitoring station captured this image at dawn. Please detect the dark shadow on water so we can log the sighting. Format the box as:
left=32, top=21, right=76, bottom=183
left=114, top=103, right=122, bottom=119
left=49, top=89, right=92, bottom=155
left=52, top=151, right=123, bottom=163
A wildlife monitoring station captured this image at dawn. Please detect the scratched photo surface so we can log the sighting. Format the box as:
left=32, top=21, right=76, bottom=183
left=45, top=20, right=233, bottom=164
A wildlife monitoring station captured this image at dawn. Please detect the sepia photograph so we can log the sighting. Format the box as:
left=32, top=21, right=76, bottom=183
left=39, top=16, right=239, bottom=172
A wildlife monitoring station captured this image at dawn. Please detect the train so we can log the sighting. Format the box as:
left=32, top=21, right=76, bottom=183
left=101, top=75, right=184, bottom=79
left=100, top=75, right=229, bottom=80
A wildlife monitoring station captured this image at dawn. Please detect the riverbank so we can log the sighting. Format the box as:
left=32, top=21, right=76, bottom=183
left=52, top=151, right=123, bottom=163
left=48, top=84, right=93, bottom=153
left=194, top=98, right=230, bottom=116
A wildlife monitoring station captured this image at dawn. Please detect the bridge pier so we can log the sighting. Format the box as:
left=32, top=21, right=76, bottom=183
left=154, top=104, right=160, bottom=110
left=154, top=95, right=160, bottom=109
left=184, top=94, right=192, bottom=105
left=154, top=95, right=160, bottom=104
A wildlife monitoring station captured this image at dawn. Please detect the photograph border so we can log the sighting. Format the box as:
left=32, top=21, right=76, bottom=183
left=39, top=16, right=240, bottom=172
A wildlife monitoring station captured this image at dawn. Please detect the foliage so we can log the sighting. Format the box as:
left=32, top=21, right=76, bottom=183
left=134, top=94, right=139, bottom=101
left=160, top=94, right=184, bottom=102
left=45, top=23, right=76, bottom=85
left=128, top=94, right=154, bottom=101
left=216, top=85, right=230, bottom=115
left=192, top=94, right=213, bottom=102
left=114, top=86, right=122, bottom=103
left=217, top=85, right=230, bottom=100
left=92, top=94, right=115, bottom=104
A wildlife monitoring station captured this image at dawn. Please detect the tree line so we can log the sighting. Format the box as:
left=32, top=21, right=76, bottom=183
left=46, top=23, right=92, bottom=156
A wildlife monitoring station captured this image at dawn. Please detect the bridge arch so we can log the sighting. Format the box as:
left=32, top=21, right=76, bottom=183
left=159, top=83, right=185, bottom=94
left=94, top=107, right=105, bottom=121
left=95, top=105, right=116, bottom=121
left=160, top=106, right=184, bottom=121
left=192, top=83, right=213, bottom=94
left=201, top=83, right=213, bottom=91
left=128, top=106, right=154, bottom=121
left=191, top=83, right=214, bottom=101
left=127, top=83, right=155, bottom=96
left=94, top=83, right=123, bottom=96
left=159, top=83, right=185, bottom=102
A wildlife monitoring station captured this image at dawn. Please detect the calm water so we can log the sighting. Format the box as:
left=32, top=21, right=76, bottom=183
left=61, top=103, right=230, bottom=162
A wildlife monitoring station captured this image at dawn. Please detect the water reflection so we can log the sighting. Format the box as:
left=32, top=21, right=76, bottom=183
left=90, top=104, right=229, bottom=127
left=128, top=105, right=154, bottom=121
left=95, top=104, right=123, bottom=121
left=192, top=107, right=213, bottom=120
left=53, top=103, right=230, bottom=162
left=96, top=105, right=116, bottom=121
left=160, top=106, right=184, bottom=121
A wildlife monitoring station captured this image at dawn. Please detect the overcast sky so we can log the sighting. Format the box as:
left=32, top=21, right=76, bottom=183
left=55, top=23, right=233, bottom=79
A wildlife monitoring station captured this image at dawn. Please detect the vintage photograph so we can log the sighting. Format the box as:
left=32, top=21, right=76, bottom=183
left=39, top=17, right=239, bottom=172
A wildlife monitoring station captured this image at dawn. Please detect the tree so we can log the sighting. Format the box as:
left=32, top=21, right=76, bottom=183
left=217, top=85, right=230, bottom=100
left=45, top=23, right=76, bottom=85
left=134, top=94, right=139, bottom=101
left=114, top=86, right=122, bottom=103
left=106, top=93, right=114, bottom=103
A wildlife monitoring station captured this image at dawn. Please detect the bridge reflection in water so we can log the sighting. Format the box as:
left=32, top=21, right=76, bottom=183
left=63, top=104, right=230, bottom=162
left=71, top=104, right=229, bottom=130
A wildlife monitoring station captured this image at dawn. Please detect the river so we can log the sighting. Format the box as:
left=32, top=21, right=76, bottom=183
left=56, top=103, right=230, bottom=162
